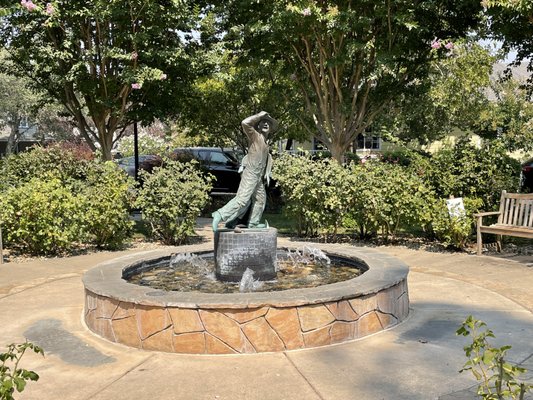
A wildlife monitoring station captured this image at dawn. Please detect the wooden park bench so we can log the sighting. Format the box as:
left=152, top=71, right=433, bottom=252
left=475, top=191, right=533, bottom=255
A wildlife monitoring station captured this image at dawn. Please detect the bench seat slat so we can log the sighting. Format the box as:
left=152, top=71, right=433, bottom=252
left=479, top=225, right=533, bottom=238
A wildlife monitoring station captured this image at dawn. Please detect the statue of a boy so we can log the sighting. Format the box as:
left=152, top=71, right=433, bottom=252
left=212, top=111, right=278, bottom=231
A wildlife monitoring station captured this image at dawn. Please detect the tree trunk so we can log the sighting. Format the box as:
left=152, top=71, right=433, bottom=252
left=99, top=128, right=114, bottom=161
left=329, top=141, right=346, bottom=164
left=6, top=117, right=21, bottom=156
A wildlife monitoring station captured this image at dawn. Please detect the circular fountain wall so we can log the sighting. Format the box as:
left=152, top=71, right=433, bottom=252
left=82, top=243, right=409, bottom=354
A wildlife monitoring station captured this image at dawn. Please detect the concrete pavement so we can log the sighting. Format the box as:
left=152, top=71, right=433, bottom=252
left=0, top=223, right=532, bottom=400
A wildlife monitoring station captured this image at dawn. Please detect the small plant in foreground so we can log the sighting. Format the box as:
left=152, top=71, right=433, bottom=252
left=0, top=341, right=44, bottom=400
left=456, top=316, right=532, bottom=399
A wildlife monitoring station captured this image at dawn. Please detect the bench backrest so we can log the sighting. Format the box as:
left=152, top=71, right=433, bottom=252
left=497, top=191, right=533, bottom=228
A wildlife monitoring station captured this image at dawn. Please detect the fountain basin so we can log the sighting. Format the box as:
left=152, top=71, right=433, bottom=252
left=83, top=243, right=409, bottom=354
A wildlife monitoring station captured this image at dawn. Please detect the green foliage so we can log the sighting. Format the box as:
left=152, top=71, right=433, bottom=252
left=136, top=159, right=213, bottom=245
left=216, top=0, right=483, bottom=161
left=431, top=197, right=483, bottom=248
left=475, top=79, right=533, bottom=153
left=457, top=316, right=533, bottom=399
left=82, top=162, right=134, bottom=249
left=378, top=40, right=495, bottom=145
left=0, top=341, right=44, bottom=400
left=0, top=143, right=93, bottom=191
left=0, top=145, right=134, bottom=254
left=345, top=161, right=434, bottom=238
left=181, top=60, right=308, bottom=153
left=0, top=177, right=85, bottom=255
left=272, top=155, right=432, bottom=239
left=426, top=139, right=520, bottom=210
left=272, top=154, right=352, bottom=237
left=486, top=1, right=533, bottom=94
left=0, top=0, right=200, bottom=159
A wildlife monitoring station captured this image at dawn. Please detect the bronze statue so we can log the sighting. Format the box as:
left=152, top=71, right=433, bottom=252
left=212, top=111, right=278, bottom=231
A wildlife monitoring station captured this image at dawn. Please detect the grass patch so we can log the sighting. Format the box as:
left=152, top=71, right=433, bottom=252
left=262, top=212, right=297, bottom=235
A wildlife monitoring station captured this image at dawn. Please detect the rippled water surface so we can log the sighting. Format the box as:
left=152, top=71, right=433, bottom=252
left=126, top=251, right=362, bottom=294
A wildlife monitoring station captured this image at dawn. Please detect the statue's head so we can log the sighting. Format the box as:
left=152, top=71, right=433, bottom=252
left=256, top=115, right=279, bottom=139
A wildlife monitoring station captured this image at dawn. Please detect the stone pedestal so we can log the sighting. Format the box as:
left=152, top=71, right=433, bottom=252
left=214, top=228, right=277, bottom=281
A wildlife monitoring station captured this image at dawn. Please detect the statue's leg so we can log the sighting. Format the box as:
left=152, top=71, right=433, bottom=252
left=248, top=183, right=266, bottom=228
left=216, top=172, right=257, bottom=226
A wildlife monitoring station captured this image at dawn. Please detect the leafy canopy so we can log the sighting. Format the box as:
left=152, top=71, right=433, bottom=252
left=214, top=0, right=483, bottom=161
left=0, top=0, right=200, bottom=159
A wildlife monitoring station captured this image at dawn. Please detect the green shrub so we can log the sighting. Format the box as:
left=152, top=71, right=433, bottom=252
left=135, top=159, right=212, bottom=244
left=457, top=316, right=533, bottom=399
left=424, top=139, right=520, bottom=210
left=0, top=177, right=85, bottom=255
left=345, top=160, right=434, bottom=238
left=431, top=197, right=483, bottom=249
left=1, top=341, right=44, bottom=400
left=272, top=155, right=352, bottom=237
left=82, top=162, right=134, bottom=249
left=0, top=143, right=93, bottom=191
left=273, top=155, right=433, bottom=239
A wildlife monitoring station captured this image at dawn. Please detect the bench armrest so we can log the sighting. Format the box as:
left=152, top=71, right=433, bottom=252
left=473, top=211, right=501, bottom=218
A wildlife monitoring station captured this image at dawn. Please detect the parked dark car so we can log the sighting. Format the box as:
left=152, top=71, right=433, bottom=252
left=172, top=147, right=241, bottom=194
left=521, top=158, right=533, bottom=193
left=116, top=149, right=241, bottom=194
left=115, top=154, right=162, bottom=179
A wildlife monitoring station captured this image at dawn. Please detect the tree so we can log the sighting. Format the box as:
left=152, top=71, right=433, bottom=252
left=485, top=0, right=533, bottom=91
left=476, top=78, right=533, bottom=152
left=0, top=67, right=39, bottom=155
left=181, top=54, right=309, bottom=153
left=214, top=0, right=483, bottom=162
left=376, top=40, right=496, bottom=145
left=0, top=0, right=199, bottom=160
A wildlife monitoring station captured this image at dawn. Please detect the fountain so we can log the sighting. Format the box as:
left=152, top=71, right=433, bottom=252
left=82, top=243, right=409, bottom=354
left=82, top=113, right=409, bottom=354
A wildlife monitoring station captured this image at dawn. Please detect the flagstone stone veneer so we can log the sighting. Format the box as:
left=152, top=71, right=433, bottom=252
left=83, top=243, right=409, bottom=354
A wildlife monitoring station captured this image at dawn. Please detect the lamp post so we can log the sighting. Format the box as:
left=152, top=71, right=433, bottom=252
left=0, top=222, right=3, bottom=265
left=134, top=121, right=139, bottom=183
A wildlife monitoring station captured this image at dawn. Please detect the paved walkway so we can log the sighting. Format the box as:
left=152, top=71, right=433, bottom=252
left=0, top=221, right=532, bottom=400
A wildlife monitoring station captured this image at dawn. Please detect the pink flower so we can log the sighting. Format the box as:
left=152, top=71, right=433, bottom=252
left=160, top=73, right=167, bottom=80
left=431, top=39, right=441, bottom=49
left=131, top=83, right=142, bottom=90
left=302, top=7, right=311, bottom=16
left=445, top=41, right=454, bottom=50
left=45, top=3, right=54, bottom=15
left=21, top=0, right=37, bottom=11
left=131, top=51, right=138, bottom=60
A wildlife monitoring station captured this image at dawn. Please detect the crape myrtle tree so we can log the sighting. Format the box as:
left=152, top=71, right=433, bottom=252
left=0, top=0, right=200, bottom=160
left=181, top=54, right=310, bottom=153
left=376, top=40, right=496, bottom=145
left=213, top=0, right=484, bottom=162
